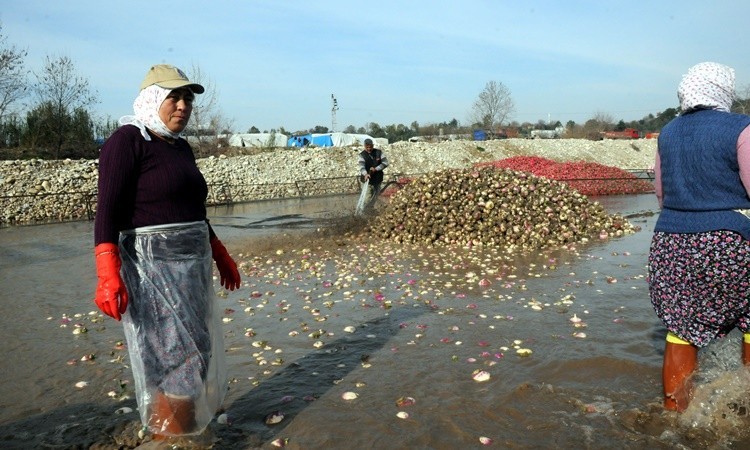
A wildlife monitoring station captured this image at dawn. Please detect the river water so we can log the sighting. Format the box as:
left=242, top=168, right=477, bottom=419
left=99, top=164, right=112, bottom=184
left=2, top=194, right=750, bottom=449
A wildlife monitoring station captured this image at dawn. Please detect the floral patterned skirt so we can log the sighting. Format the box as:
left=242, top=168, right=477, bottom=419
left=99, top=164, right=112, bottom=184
left=648, top=230, right=750, bottom=347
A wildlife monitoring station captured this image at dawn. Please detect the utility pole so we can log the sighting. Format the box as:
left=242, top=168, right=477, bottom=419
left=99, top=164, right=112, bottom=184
left=331, top=94, right=338, bottom=132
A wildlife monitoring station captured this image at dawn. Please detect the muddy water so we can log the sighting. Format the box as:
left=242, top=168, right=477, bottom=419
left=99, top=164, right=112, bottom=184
left=2, top=194, right=750, bottom=449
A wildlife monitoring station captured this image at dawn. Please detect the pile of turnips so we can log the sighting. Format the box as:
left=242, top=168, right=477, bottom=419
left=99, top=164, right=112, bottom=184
left=366, top=166, right=637, bottom=251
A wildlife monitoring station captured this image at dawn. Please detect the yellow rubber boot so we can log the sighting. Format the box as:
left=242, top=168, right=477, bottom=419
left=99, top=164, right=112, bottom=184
left=662, top=333, right=698, bottom=412
left=742, top=333, right=750, bottom=366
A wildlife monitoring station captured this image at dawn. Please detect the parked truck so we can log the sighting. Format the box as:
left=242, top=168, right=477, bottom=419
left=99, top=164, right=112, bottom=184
left=601, top=128, right=640, bottom=139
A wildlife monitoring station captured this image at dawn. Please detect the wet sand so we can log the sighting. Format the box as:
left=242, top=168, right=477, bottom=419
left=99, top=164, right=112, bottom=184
left=2, top=194, right=750, bottom=449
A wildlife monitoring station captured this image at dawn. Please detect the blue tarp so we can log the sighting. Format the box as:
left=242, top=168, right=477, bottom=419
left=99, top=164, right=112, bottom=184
left=288, top=133, right=333, bottom=147
left=311, top=134, right=333, bottom=147
left=287, top=132, right=379, bottom=148
left=288, top=134, right=312, bottom=147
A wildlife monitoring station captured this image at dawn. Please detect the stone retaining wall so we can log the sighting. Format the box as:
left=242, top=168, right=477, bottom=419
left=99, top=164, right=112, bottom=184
left=0, top=138, right=657, bottom=226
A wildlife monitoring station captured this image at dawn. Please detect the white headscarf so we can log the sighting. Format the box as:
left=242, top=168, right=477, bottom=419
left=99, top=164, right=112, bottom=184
left=677, top=62, right=735, bottom=113
left=118, top=85, right=182, bottom=141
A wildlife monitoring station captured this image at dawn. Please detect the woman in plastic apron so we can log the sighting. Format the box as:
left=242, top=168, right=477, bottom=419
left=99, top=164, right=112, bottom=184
left=93, top=64, right=241, bottom=440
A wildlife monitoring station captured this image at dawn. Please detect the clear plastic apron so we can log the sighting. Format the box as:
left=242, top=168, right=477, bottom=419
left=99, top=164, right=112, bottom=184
left=119, top=221, right=227, bottom=434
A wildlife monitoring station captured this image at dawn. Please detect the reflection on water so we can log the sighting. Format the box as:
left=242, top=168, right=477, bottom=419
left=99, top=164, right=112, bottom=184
left=206, top=195, right=358, bottom=239
left=2, top=194, right=750, bottom=448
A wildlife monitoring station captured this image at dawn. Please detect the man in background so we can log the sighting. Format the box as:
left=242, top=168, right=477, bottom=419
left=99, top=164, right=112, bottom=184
left=358, top=138, right=389, bottom=212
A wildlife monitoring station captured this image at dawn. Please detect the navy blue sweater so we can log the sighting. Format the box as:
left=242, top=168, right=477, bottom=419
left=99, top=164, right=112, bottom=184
left=95, top=125, right=211, bottom=245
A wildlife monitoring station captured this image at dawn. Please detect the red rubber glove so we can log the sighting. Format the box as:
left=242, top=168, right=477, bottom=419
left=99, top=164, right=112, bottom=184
left=94, top=243, right=129, bottom=321
left=211, top=237, right=241, bottom=291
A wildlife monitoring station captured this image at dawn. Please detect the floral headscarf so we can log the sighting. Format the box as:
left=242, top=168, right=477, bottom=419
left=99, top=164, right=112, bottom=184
left=118, top=85, right=182, bottom=141
left=677, top=62, right=735, bottom=113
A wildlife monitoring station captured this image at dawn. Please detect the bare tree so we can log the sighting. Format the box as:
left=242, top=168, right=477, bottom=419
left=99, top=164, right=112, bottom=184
left=571, top=110, right=616, bottom=140
left=187, top=63, right=234, bottom=156
left=32, top=55, right=98, bottom=157
left=585, top=111, right=615, bottom=132
left=0, top=23, right=28, bottom=123
left=470, top=81, right=515, bottom=129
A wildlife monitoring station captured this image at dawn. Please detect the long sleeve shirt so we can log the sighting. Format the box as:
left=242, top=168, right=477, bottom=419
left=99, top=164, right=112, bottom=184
left=358, top=148, right=388, bottom=185
left=95, top=125, right=213, bottom=245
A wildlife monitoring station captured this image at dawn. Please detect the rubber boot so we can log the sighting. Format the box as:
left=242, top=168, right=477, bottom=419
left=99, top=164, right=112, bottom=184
left=149, top=392, right=197, bottom=439
left=662, top=339, right=698, bottom=412
left=743, top=334, right=750, bottom=366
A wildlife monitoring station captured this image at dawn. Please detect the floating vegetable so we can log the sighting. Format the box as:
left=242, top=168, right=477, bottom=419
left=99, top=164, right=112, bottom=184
left=265, top=411, right=285, bottom=425
left=396, top=396, right=416, bottom=407
left=472, top=370, right=491, bottom=382
left=342, top=392, right=358, bottom=400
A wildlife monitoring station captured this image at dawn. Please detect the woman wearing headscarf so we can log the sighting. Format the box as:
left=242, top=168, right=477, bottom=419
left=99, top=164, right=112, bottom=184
left=649, top=62, right=750, bottom=412
left=94, top=64, right=241, bottom=439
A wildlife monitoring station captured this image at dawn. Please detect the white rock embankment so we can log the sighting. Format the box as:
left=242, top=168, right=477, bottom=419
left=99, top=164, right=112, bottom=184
left=0, top=138, right=656, bottom=226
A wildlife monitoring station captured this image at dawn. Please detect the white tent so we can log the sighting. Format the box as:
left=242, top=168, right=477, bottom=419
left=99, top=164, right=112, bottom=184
left=290, top=132, right=386, bottom=148
left=345, top=133, right=388, bottom=146
left=228, top=133, right=288, bottom=148
left=329, top=132, right=361, bottom=147
left=229, top=132, right=387, bottom=148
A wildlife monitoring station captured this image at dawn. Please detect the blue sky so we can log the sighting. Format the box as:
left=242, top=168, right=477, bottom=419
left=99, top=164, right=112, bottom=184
left=3, top=1, right=749, bottom=133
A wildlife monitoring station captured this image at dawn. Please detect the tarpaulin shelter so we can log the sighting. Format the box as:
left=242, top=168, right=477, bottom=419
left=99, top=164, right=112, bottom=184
left=287, top=134, right=313, bottom=147
left=287, top=132, right=381, bottom=148
left=311, top=134, right=334, bottom=147
left=287, top=133, right=333, bottom=147
left=228, top=133, right=288, bottom=148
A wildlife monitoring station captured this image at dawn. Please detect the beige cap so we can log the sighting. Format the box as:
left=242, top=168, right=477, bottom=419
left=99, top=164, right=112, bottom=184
left=139, top=64, right=205, bottom=93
